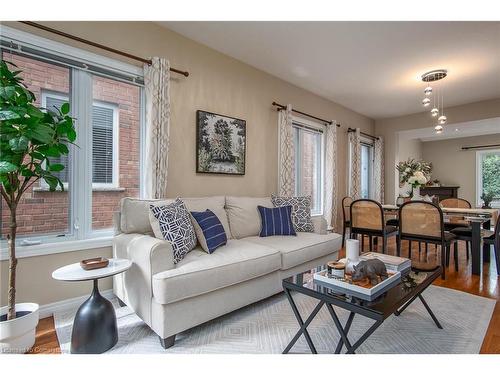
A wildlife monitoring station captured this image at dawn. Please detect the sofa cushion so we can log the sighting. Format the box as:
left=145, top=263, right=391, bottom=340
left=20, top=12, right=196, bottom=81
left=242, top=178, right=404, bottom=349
left=243, top=232, right=342, bottom=270
left=225, top=196, right=273, bottom=239
left=149, top=199, right=197, bottom=263
left=181, top=196, right=232, bottom=239
left=152, top=240, right=281, bottom=304
left=120, top=197, right=173, bottom=234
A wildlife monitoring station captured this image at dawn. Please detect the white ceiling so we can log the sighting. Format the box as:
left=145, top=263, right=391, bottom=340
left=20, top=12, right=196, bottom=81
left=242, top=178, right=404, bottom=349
left=399, top=117, right=500, bottom=142
left=160, top=21, right=500, bottom=119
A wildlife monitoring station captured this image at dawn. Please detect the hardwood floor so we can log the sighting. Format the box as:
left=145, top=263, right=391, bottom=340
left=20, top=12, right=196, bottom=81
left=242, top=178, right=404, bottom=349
left=29, top=238, right=499, bottom=354
left=27, top=316, right=61, bottom=354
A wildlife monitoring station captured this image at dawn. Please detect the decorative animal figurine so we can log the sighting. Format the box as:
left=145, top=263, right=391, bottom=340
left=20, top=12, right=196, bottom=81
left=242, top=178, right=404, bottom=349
left=351, top=259, right=388, bottom=286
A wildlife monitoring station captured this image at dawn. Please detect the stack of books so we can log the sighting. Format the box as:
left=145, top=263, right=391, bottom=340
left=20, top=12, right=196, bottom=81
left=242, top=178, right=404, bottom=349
left=358, top=252, right=411, bottom=275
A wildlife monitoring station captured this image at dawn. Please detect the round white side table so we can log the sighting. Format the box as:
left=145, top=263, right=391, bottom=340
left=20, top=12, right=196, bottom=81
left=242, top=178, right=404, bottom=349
left=52, top=258, right=132, bottom=354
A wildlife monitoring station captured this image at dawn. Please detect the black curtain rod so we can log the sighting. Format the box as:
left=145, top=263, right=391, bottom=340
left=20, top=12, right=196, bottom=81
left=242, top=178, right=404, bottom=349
left=347, top=127, right=379, bottom=140
left=461, top=144, right=500, bottom=150
left=272, top=101, right=340, bottom=127
left=19, top=21, right=189, bottom=77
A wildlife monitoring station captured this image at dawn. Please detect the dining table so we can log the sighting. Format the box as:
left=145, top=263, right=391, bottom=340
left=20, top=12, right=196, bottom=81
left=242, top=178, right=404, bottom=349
left=382, top=204, right=499, bottom=276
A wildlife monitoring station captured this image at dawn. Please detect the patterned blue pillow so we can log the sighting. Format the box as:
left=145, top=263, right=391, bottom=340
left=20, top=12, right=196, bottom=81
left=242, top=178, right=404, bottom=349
left=258, top=205, right=296, bottom=237
left=149, top=198, right=197, bottom=263
left=190, top=209, right=227, bottom=253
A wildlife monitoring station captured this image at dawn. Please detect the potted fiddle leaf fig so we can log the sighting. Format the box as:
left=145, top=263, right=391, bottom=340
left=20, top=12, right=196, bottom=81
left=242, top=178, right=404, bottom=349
left=0, top=60, right=76, bottom=353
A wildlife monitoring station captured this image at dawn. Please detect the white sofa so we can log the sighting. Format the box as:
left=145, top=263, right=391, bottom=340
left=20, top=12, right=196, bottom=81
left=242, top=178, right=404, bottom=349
left=113, top=196, right=341, bottom=349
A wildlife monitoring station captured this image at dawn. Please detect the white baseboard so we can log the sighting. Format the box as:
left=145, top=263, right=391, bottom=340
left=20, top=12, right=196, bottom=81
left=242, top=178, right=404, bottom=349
left=38, top=289, right=114, bottom=319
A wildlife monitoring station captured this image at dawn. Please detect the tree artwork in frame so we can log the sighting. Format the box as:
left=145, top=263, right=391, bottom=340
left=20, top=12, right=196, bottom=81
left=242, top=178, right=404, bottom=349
left=196, top=110, right=246, bottom=175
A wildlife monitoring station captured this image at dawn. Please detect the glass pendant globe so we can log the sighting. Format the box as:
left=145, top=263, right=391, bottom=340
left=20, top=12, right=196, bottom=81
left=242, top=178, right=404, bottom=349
left=431, top=108, right=439, bottom=117
left=424, top=86, right=433, bottom=96
left=438, top=115, right=447, bottom=125
left=422, top=98, right=431, bottom=107
left=434, top=124, right=443, bottom=133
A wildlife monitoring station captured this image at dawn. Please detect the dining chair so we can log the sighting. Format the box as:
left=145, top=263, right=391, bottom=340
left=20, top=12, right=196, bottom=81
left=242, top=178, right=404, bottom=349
left=341, top=196, right=353, bottom=248
left=397, top=201, right=457, bottom=279
left=451, top=217, right=500, bottom=276
left=484, top=219, right=500, bottom=276
left=440, top=197, right=472, bottom=260
left=350, top=199, right=398, bottom=254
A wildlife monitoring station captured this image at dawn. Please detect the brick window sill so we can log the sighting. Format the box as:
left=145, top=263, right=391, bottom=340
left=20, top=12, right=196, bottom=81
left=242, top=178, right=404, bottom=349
left=33, top=186, right=126, bottom=192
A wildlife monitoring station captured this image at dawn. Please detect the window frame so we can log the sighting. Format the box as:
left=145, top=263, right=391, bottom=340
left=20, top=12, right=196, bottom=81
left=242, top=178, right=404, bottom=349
left=90, top=99, right=120, bottom=189
left=40, top=91, right=120, bottom=190
left=476, top=149, right=500, bottom=208
left=291, top=116, right=325, bottom=216
left=0, top=26, right=144, bottom=260
left=360, top=138, right=375, bottom=199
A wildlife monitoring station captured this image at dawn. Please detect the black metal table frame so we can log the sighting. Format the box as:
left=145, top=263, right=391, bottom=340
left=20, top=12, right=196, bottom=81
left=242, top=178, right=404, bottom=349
left=282, top=270, right=442, bottom=354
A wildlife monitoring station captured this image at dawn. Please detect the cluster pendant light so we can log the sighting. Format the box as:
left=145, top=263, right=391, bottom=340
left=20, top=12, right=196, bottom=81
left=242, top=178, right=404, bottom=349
left=420, top=69, right=448, bottom=134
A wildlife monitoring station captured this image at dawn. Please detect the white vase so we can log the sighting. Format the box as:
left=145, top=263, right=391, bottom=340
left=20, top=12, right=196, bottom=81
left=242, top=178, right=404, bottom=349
left=411, top=186, right=421, bottom=201
left=0, top=303, right=39, bottom=354
left=345, top=239, right=360, bottom=274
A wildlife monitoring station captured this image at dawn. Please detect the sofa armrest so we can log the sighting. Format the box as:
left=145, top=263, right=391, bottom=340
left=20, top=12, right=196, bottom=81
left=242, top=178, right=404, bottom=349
left=311, top=216, right=327, bottom=235
left=113, top=233, right=174, bottom=325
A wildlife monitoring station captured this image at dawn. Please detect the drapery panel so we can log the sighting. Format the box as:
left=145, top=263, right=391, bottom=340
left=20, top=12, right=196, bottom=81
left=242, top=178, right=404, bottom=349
left=144, top=57, right=171, bottom=199
left=324, top=122, right=338, bottom=230
left=348, top=128, right=362, bottom=200
left=373, top=136, right=385, bottom=204
left=278, top=104, right=295, bottom=196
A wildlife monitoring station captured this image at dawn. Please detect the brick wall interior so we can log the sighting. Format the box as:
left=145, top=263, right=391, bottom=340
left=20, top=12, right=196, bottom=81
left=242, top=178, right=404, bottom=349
left=1, top=53, right=140, bottom=238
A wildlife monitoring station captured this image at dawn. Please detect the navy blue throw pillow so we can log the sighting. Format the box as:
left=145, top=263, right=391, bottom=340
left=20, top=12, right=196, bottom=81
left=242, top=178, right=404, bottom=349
left=190, top=209, right=227, bottom=253
left=258, top=205, right=296, bottom=237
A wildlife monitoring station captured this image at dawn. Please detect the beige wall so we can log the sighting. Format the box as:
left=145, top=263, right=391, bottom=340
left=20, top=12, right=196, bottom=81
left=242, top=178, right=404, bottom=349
left=398, top=138, right=422, bottom=162
left=375, top=98, right=500, bottom=203
left=422, top=134, right=500, bottom=206
left=0, top=21, right=373, bottom=306
left=1, top=248, right=112, bottom=308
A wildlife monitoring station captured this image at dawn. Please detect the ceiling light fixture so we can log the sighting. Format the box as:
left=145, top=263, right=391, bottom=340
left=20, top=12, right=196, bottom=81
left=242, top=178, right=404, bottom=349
left=421, top=69, right=448, bottom=133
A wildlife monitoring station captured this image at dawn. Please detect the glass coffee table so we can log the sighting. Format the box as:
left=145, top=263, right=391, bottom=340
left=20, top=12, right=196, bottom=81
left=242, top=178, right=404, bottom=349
left=282, top=266, right=442, bottom=354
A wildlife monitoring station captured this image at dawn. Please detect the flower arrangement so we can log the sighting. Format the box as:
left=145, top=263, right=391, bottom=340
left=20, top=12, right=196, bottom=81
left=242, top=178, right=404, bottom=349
left=396, top=158, right=432, bottom=186
left=407, top=171, right=428, bottom=197
left=396, top=158, right=432, bottom=198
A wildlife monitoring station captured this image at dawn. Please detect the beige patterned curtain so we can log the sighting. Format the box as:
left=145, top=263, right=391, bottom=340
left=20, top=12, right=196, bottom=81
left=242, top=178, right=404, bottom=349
left=348, top=128, right=361, bottom=199
left=373, top=136, right=385, bottom=204
left=144, top=57, right=171, bottom=199
left=324, top=122, right=338, bottom=230
left=278, top=104, right=295, bottom=196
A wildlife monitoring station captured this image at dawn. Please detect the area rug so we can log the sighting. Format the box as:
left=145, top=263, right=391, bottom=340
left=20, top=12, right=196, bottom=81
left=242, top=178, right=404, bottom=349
left=54, top=285, right=495, bottom=354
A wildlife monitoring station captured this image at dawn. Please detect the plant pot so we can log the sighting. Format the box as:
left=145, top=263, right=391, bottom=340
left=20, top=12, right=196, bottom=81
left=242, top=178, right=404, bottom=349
left=0, top=303, right=39, bottom=354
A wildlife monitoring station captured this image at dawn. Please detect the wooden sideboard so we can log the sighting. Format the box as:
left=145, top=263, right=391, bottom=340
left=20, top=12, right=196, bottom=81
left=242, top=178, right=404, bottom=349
left=420, top=186, right=459, bottom=201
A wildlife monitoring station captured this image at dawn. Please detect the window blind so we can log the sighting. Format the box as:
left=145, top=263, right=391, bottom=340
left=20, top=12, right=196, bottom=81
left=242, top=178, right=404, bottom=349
left=92, top=105, right=114, bottom=184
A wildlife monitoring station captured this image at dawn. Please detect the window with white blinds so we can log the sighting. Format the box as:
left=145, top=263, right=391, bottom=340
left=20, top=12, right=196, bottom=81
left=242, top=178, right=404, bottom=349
left=42, top=91, right=118, bottom=187
left=92, top=104, right=117, bottom=186
left=292, top=119, right=325, bottom=215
